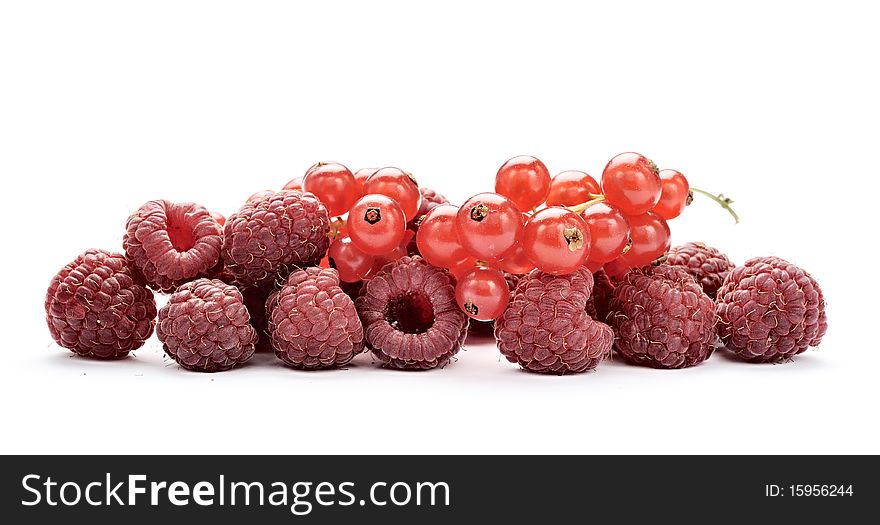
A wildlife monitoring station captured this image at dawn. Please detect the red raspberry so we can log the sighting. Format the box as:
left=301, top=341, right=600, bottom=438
left=124, top=200, right=223, bottom=292
left=495, top=268, right=613, bottom=374
left=45, top=249, right=157, bottom=359
left=665, top=242, right=734, bottom=299
left=222, top=190, right=331, bottom=290
left=242, top=285, right=274, bottom=352
left=607, top=265, right=717, bottom=369
left=356, top=256, right=468, bottom=370
left=267, top=267, right=364, bottom=369
left=157, top=279, right=257, bottom=372
left=716, top=256, right=827, bottom=363
left=586, top=268, right=615, bottom=322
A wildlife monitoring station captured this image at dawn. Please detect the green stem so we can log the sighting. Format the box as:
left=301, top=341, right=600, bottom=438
left=690, top=188, right=740, bottom=224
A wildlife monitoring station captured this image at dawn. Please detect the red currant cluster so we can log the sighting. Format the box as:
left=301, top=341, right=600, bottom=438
left=274, top=153, right=698, bottom=324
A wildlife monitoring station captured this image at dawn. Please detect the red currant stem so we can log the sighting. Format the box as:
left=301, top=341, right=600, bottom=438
left=690, top=188, right=740, bottom=224
left=330, top=218, right=347, bottom=239
left=566, top=195, right=606, bottom=214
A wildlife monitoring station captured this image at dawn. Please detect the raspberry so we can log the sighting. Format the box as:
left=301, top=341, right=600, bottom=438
left=495, top=268, right=613, bottom=374
left=665, top=242, right=734, bottom=299
left=268, top=267, right=364, bottom=369
left=123, top=200, right=223, bottom=292
left=157, top=279, right=257, bottom=372
left=607, top=265, right=716, bottom=369
left=716, top=256, right=827, bottom=363
left=45, top=249, right=157, bottom=359
left=356, top=256, right=468, bottom=370
left=587, top=268, right=615, bottom=322
left=242, top=285, right=274, bottom=352
left=222, top=190, right=331, bottom=290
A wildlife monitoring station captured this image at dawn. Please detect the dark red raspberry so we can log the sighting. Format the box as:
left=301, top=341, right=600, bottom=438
left=124, top=200, right=223, bottom=292
left=268, top=267, right=364, bottom=369
left=495, top=268, right=613, bottom=374
left=607, top=265, right=717, bottom=369
left=356, top=256, right=468, bottom=370
left=157, top=279, right=257, bottom=372
left=242, top=285, right=274, bottom=352
left=666, top=242, right=734, bottom=299
left=716, top=256, right=827, bottom=363
left=585, top=268, right=615, bottom=322
left=46, top=249, right=157, bottom=359
left=222, top=190, right=330, bottom=290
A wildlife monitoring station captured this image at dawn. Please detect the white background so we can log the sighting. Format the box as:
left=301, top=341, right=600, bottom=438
left=1, top=1, right=878, bottom=454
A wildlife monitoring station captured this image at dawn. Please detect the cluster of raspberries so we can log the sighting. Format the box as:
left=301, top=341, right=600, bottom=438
left=45, top=187, right=828, bottom=374
left=45, top=190, right=471, bottom=372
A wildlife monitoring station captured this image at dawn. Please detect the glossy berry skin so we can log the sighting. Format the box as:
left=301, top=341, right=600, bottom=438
left=581, top=202, right=630, bottom=264
left=495, top=155, right=551, bottom=211
left=247, top=190, right=275, bottom=204
left=618, top=211, right=671, bottom=268
left=416, top=204, right=470, bottom=268
left=210, top=211, right=226, bottom=227
left=347, top=194, right=406, bottom=256
left=455, top=267, right=510, bottom=321
left=522, top=207, right=591, bottom=275
left=302, top=162, right=359, bottom=217
left=498, top=244, right=536, bottom=275
left=328, top=236, right=375, bottom=282
left=654, top=169, right=690, bottom=220
left=363, top=167, right=422, bottom=222
left=352, top=168, right=377, bottom=197
left=448, top=257, right=478, bottom=281
left=456, top=193, right=523, bottom=261
left=545, top=170, right=600, bottom=207
left=283, top=176, right=303, bottom=191
left=601, top=152, right=662, bottom=215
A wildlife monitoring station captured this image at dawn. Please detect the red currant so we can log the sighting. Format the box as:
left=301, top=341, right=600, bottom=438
left=352, top=168, right=376, bottom=197
left=347, top=194, right=406, bottom=256
left=247, top=190, right=274, bottom=204
left=653, top=169, right=690, bottom=220
left=581, top=202, right=630, bottom=264
left=210, top=211, right=226, bottom=227
left=328, top=236, right=375, bottom=283
left=495, top=155, right=551, bottom=211
left=618, top=211, right=671, bottom=268
left=498, top=244, right=536, bottom=275
left=302, top=162, right=359, bottom=217
left=416, top=204, right=470, bottom=268
left=363, top=167, right=422, bottom=223
left=283, top=176, right=303, bottom=191
left=455, top=193, right=523, bottom=260
left=455, top=267, right=510, bottom=321
left=522, top=207, right=590, bottom=275
left=601, top=152, right=662, bottom=215
left=545, top=170, right=600, bottom=207
left=603, top=257, right=631, bottom=280
left=449, top=257, right=478, bottom=281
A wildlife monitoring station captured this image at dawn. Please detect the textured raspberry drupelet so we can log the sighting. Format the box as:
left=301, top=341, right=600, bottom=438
left=607, top=265, right=717, bottom=369
left=356, top=256, right=468, bottom=370
left=222, top=190, right=331, bottom=290
left=586, top=268, right=615, bottom=322
left=157, top=279, right=257, bottom=372
left=242, top=285, right=274, bottom=352
left=666, top=242, right=734, bottom=299
left=46, top=249, right=157, bottom=359
left=267, top=267, right=364, bottom=369
left=495, top=268, right=613, bottom=374
left=124, top=200, right=223, bottom=292
left=716, top=256, right=827, bottom=363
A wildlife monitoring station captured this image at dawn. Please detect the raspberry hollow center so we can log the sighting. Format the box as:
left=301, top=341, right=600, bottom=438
left=167, top=206, right=196, bottom=252
left=385, top=292, right=434, bottom=334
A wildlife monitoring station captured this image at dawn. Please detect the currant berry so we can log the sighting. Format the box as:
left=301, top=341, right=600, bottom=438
left=302, top=162, right=359, bottom=217
left=495, top=155, right=551, bottom=211
left=363, top=167, right=422, bottom=222
left=653, top=169, right=690, bottom=220
left=455, top=193, right=524, bottom=260
left=455, top=267, right=510, bottom=321
left=352, top=168, right=377, bottom=197
left=618, top=211, right=671, bottom=268
left=283, top=176, right=303, bottom=191
left=581, top=202, right=630, bottom=264
left=347, top=194, right=406, bottom=256
left=328, top=236, right=375, bottom=282
left=601, top=152, right=662, bottom=215
left=522, top=207, right=591, bottom=275
left=247, top=190, right=274, bottom=204
left=449, top=257, right=478, bottom=281
left=210, top=211, right=226, bottom=227
left=545, top=170, right=600, bottom=207
left=498, top=244, right=536, bottom=275
left=416, top=204, right=470, bottom=268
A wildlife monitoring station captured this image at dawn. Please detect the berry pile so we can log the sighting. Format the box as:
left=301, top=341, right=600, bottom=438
left=45, top=152, right=828, bottom=374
